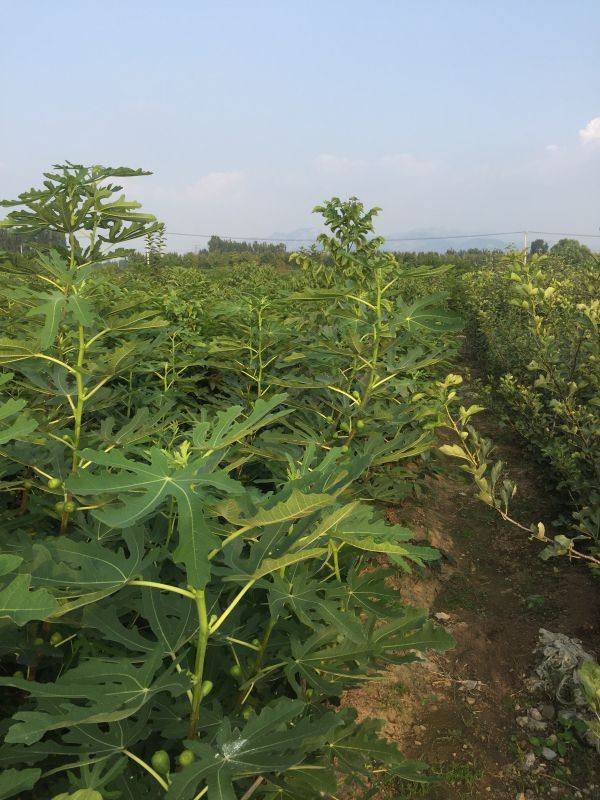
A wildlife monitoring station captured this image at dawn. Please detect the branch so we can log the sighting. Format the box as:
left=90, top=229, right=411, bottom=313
left=240, top=776, right=264, bottom=800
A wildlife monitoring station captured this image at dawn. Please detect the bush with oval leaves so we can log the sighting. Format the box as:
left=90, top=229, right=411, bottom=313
left=460, top=248, right=599, bottom=564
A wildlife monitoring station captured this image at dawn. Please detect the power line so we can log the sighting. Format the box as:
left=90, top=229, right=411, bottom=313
left=389, top=230, right=600, bottom=241
left=383, top=231, right=524, bottom=242
left=166, top=230, right=524, bottom=242
left=165, top=228, right=600, bottom=243
left=526, top=230, right=600, bottom=239
left=167, top=232, right=313, bottom=242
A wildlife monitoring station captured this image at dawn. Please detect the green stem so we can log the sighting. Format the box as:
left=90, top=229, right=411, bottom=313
left=256, top=305, right=264, bottom=398
left=126, top=369, right=133, bottom=417
left=226, top=635, right=260, bottom=651
left=122, top=749, right=169, bottom=791
left=252, top=616, right=275, bottom=675
left=363, top=268, right=383, bottom=403
left=188, top=590, right=209, bottom=739
left=165, top=496, right=176, bottom=546
left=59, top=323, right=86, bottom=534
left=209, top=580, right=256, bottom=633
left=129, top=579, right=195, bottom=600
left=208, top=523, right=253, bottom=559
left=70, top=323, right=86, bottom=474
left=332, top=545, right=341, bottom=581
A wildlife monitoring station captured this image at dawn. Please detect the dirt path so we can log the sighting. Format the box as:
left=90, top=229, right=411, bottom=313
left=344, top=417, right=600, bottom=799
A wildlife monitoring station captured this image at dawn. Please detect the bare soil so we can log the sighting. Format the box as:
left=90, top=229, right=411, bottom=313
left=343, top=418, right=600, bottom=800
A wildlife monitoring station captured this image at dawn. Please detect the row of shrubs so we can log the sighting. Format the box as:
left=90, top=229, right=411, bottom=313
left=458, top=243, right=599, bottom=563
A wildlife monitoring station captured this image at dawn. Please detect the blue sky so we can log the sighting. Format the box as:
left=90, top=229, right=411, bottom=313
left=1, top=0, right=599, bottom=248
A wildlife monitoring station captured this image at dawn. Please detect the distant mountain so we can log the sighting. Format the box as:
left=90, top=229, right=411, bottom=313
left=269, top=227, right=321, bottom=246
left=269, top=226, right=522, bottom=253
left=381, top=227, right=521, bottom=253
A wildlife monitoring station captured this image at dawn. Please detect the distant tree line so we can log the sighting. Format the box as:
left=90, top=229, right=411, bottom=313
left=59, top=232, right=598, bottom=277
left=0, top=228, right=63, bottom=253
left=207, top=235, right=287, bottom=258
left=530, top=237, right=598, bottom=265
left=2, top=224, right=596, bottom=272
left=125, top=235, right=290, bottom=272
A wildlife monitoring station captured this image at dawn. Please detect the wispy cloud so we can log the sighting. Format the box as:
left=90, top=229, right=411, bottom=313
left=579, top=117, right=600, bottom=145
left=315, top=154, right=359, bottom=174
left=379, top=153, right=436, bottom=173
left=544, top=144, right=560, bottom=153
left=316, top=152, right=435, bottom=175
left=186, top=170, right=245, bottom=201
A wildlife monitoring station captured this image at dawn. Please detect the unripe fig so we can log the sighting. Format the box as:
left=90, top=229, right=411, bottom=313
left=151, top=750, right=170, bottom=775
left=178, top=749, right=195, bottom=767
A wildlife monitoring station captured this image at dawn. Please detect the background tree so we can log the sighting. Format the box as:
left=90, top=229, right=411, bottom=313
left=530, top=238, right=548, bottom=256
left=550, top=238, right=594, bottom=266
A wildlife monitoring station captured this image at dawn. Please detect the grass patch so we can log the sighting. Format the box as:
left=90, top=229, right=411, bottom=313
left=391, top=760, right=484, bottom=799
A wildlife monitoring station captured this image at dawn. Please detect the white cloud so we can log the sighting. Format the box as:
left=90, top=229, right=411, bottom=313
left=379, top=153, right=435, bottom=173
left=316, top=154, right=365, bottom=173
left=545, top=144, right=560, bottom=153
left=186, top=170, right=245, bottom=201
left=579, top=117, right=600, bottom=145
left=316, top=152, right=435, bottom=175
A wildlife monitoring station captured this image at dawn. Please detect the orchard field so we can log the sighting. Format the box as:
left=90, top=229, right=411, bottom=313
left=0, top=165, right=598, bottom=800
